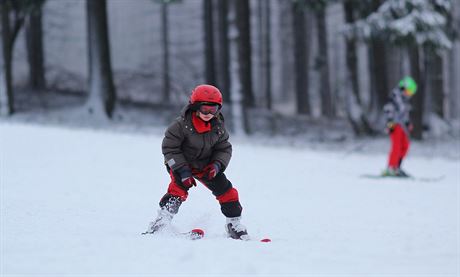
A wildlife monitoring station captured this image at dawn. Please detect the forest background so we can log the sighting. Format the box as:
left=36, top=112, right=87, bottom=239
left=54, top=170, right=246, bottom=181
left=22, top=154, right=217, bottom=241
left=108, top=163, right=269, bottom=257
left=0, top=0, right=459, bottom=141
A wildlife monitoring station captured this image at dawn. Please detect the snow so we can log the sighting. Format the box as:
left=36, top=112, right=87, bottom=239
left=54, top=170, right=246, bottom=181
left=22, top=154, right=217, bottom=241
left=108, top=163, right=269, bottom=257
left=1, top=122, right=459, bottom=276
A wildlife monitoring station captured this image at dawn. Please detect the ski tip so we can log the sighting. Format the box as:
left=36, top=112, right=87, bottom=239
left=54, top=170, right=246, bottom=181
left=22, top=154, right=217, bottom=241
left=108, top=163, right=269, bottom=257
left=260, top=238, right=271, bottom=243
left=191, top=228, right=205, bottom=237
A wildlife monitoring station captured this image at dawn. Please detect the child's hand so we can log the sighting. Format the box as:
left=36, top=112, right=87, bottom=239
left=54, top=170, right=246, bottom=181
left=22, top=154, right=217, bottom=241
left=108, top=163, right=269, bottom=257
left=202, top=162, right=221, bottom=180
left=385, top=122, right=395, bottom=134
left=407, top=123, right=414, bottom=132
left=176, top=165, right=196, bottom=187
left=181, top=176, right=196, bottom=187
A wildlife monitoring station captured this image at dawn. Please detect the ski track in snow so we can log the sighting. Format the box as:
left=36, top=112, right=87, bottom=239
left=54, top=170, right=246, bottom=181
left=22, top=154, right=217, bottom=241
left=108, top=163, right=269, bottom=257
left=1, top=122, right=459, bottom=276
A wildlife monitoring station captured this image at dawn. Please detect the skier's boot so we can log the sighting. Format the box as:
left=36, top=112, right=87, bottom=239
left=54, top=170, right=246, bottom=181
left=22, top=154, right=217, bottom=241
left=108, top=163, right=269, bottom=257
left=143, top=194, right=182, bottom=235
left=395, top=168, right=410, bottom=178
left=382, top=167, right=398, bottom=177
left=143, top=208, right=174, bottom=234
left=382, top=167, right=410, bottom=178
left=226, top=216, right=249, bottom=240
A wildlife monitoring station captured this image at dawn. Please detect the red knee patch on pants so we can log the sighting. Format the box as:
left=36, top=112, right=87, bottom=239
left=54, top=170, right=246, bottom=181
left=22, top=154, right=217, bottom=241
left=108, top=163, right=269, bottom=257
left=167, top=183, right=188, bottom=201
left=216, top=187, right=239, bottom=204
left=167, top=172, right=189, bottom=201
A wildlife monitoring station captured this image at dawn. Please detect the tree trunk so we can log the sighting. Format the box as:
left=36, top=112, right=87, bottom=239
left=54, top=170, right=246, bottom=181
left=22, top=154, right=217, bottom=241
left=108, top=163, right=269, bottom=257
left=263, top=0, right=272, bottom=110
left=234, top=0, right=254, bottom=134
left=257, top=0, right=263, bottom=104
left=343, top=0, right=374, bottom=135
left=0, top=0, right=13, bottom=115
left=368, top=39, right=389, bottom=115
left=257, top=0, right=272, bottom=110
left=216, top=0, right=233, bottom=129
left=277, top=0, right=294, bottom=103
left=292, top=0, right=310, bottom=115
left=25, top=6, right=45, bottom=91
left=161, top=2, right=170, bottom=103
left=408, top=46, right=424, bottom=140
left=426, top=52, right=444, bottom=118
left=217, top=0, right=230, bottom=103
left=449, top=40, right=460, bottom=119
left=315, top=7, right=333, bottom=118
left=385, top=45, right=402, bottom=96
left=86, top=0, right=116, bottom=118
left=204, top=0, right=216, bottom=85
left=449, top=0, right=460, bottom=119
left=344, top=1, right=360, bottom=105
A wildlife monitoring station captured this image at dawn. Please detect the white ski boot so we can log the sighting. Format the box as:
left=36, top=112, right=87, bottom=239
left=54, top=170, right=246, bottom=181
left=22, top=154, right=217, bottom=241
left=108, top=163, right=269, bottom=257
left=142, top=209, right=174, bottom=235
left=226, top=216, right=249, bottom=240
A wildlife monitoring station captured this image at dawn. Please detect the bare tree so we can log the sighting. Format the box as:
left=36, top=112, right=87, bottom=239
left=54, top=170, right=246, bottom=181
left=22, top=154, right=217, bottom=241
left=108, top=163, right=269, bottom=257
left=86, top=0, right=116, bottom=118
left=368, top=39, right=389, bottom=116
left=408, top=46, right=424, bottom=139
left=160, top=1, right=170, bottom=102
left=0, top=0, right=13, bottom=115
left=203, top=0, right=216, bottom=85
left=343, top=0, right=374, bottom=136
left=215, top=0, right=234, bottom=132
left=25, top=4, right=45, bottom=90
left=311, top=0, right=333, bottom=118
left=257, top=0, right=272, bottom=110
left=426, top=52, right=444, bottom=118
left=234, top=0, right=254, bottom=134
left=277, top=0, right=294, bottom=103
left=0, top=0, right=45, bottom=115
left=448, top=0, right=460, bottom=119
left=217, top=0, right=231, bottom=104
left=291, top=0, right=310, bottom=115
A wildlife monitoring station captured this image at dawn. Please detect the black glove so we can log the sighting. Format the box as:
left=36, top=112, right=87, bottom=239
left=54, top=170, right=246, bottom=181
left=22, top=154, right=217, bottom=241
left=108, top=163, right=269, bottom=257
left=175, top=165, right=196, bottom=188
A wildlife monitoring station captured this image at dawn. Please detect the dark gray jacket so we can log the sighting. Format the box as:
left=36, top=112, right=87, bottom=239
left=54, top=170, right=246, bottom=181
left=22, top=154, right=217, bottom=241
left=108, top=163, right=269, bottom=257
left=162, top=105, right=232, bottom=172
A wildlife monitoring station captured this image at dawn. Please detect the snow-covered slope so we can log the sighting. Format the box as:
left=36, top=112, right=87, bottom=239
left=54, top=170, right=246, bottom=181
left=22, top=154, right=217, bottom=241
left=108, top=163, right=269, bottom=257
left=1, top=122, right=458, bottom=276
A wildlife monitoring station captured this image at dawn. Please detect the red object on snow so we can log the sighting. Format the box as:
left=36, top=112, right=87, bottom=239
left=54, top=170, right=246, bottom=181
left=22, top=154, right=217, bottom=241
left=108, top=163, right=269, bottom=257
left=260, top=238, right=271, bottom=243
left=191, top=229, right=205, bottom=237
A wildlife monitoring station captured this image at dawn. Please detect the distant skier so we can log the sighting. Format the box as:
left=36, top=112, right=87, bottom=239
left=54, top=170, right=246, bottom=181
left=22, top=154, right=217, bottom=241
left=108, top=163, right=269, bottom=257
left=144, top=84, right=249, bottom=240
left=382, top=76, right=417, bottom=177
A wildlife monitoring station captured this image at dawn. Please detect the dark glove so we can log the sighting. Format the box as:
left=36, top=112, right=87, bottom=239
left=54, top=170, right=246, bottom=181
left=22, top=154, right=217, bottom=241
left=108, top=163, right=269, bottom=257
left=202, top=162, right=221, bottom=181
left=175, top=165, right=196, bottom=188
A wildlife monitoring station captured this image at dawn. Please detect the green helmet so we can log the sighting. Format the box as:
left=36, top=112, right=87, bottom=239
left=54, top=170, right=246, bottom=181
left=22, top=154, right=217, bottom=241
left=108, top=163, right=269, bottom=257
left=399, top=76, right=417, bottom=96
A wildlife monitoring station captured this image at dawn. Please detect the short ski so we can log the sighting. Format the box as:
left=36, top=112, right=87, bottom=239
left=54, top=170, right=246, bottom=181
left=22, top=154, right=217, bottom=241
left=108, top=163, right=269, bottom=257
left=142, top=228, right=205, bottom=240
left=360, top=174, right=445, bottom=183
left=226, top=234, right=271, bottom=243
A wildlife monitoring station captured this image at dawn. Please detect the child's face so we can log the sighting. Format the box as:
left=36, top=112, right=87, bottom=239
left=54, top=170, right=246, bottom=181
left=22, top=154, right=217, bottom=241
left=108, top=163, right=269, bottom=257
left=402, top=89, right=413, bottom=98
left=197, top=111, right=214, bottom=121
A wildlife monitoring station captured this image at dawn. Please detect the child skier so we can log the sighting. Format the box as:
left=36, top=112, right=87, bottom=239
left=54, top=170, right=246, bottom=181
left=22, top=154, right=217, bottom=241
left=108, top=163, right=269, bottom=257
left=382, top=76, right=417, bottom=177
left=144, top=84, right=249, bottom=240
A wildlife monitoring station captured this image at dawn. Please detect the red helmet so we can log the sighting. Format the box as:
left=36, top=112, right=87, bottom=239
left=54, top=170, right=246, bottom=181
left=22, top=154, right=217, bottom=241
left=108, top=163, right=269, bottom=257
left=190, top=84, right=223, bottom=106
